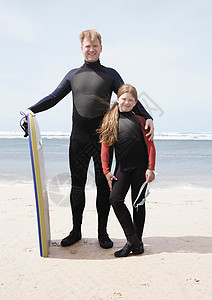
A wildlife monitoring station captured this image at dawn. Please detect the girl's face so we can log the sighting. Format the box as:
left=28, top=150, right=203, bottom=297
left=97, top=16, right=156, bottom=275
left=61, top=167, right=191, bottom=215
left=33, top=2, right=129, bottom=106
left=117, top=92, right=137, bottom=112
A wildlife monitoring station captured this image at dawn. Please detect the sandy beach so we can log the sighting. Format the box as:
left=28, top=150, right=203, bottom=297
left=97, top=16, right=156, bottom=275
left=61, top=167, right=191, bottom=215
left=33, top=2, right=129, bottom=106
left=1, top=183, right=212, bottom=299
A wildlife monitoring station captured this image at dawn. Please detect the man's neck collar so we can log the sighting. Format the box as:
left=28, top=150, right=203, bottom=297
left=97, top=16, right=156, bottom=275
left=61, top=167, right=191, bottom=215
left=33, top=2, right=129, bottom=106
left=84, top=59, right=101, bottom=65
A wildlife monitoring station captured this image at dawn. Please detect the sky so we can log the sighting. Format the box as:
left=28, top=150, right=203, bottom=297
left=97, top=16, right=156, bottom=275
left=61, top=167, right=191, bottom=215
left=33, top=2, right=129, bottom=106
left=1, top=0, right=212, bottom=133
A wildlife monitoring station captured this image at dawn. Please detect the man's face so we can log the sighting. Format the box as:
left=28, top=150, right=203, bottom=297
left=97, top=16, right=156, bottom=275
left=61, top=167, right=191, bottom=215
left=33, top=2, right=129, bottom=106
left=81, top=38, right=102, bottom=62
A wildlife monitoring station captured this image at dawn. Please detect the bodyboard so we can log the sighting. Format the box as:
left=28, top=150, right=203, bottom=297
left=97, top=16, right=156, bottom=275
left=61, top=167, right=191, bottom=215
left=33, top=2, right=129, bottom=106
left=27, top=114, right=50, bottom=257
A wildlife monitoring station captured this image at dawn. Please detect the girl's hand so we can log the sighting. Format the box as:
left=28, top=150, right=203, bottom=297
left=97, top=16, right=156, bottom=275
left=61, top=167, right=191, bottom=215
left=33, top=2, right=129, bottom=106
left=145, top=119, right=154, bottom=141
left=105, top=172, right=117, bottom=190
left=145, top=169, right=155, bottom=183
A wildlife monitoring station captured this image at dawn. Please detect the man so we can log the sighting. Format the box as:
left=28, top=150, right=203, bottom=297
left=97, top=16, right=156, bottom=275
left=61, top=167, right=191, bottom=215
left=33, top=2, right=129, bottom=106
left=24, top=29, right=154, bottom=249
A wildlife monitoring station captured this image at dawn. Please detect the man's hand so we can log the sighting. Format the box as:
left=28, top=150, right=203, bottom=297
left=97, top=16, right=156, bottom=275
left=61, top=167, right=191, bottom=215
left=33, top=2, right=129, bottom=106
left=22, top=109, right=36, bottom=126
left=145, top=119, right=154, bottom=141
left=20, top=109, right=36, bottom=137
left=25, top=109, right=36, bottom=118
left=105, top=172, right=117, bottom=190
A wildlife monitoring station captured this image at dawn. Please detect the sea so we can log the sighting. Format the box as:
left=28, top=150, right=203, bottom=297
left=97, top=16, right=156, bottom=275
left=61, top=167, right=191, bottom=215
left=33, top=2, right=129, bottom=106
left=0, top=131, right=212, bottom=190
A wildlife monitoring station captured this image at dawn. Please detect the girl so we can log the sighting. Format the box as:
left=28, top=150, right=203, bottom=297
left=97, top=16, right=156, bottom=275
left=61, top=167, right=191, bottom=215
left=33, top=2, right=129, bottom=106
left=98, top=84, right=156, bottom=257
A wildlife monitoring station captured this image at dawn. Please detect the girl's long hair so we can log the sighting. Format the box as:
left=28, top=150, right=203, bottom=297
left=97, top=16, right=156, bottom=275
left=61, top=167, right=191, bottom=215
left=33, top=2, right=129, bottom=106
left=98, top=102, right=119, bottom=146
left=97, top=84, right=138, bottom=146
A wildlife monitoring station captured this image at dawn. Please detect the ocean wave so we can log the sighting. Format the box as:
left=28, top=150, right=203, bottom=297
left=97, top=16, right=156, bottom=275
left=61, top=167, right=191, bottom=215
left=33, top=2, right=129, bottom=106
left=0, top=131, right=25, bottom=139
left=0, top=131, right=70, bottom=139
left=41, top=132, right=70, bottom=139
left=1, top=131, right=212, bottom=140
left=158, top=154, right=212, bottom=158
left=154, top=132, right=212, bottom=140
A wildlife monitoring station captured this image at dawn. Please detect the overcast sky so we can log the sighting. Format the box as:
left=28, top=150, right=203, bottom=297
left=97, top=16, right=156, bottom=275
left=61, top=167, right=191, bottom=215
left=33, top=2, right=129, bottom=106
left=1, top=0, right=211, bottom=133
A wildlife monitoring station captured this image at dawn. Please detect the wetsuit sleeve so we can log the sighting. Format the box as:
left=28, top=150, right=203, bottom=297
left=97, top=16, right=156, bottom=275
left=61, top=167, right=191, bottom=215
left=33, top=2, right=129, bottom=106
left=135, top=115, right=156, bottom=170
left=101, top=142, right=110, bottom=174
left=103, top=67, right=124, bottom=94
left=111, top=69, right=124, bottom=94
left=28, top=72, right=73, bottom=113
left=106, top=67, right=152, bottom=120
left=133, top=100, right=153, bottom=120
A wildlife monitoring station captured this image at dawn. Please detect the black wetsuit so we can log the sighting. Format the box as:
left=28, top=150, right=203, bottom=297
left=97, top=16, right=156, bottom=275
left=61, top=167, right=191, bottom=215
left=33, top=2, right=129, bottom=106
left=29, top=60, right=152, bottom=235
left=109, top=112, right=149, bottom=243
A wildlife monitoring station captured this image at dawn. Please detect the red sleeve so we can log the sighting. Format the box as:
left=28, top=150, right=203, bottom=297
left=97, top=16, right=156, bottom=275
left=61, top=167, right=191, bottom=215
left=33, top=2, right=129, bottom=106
left=135, top=115, right=156, bottom=170
left=101, top=142, right=110, bottom=174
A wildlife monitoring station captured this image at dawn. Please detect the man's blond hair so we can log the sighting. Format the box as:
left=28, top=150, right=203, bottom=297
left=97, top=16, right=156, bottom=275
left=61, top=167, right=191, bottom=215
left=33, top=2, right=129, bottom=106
left=79, top=29, right=102, bottom=45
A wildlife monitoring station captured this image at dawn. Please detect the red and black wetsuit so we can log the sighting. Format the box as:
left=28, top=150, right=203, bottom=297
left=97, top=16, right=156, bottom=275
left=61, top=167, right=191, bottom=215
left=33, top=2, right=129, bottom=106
left=29, top=60, right=152, bottom=235
left=101, top=111, right=156, bottom=242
